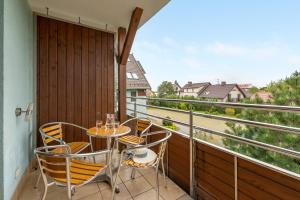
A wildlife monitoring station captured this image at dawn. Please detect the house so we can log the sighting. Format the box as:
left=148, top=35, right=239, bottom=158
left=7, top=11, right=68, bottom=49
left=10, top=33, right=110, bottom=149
left=172, top=80, right=182, bottom=96
left=239, top=83, right=253, bottom=98
left=238, top=83, right=253, bottom=92
left=126, top=54, right=151, bottom=117
left=251, top=91, right=273, bottom=102
left=198, top=82, right=246, bottom=102
left=180, top=81, right=211, bottom=97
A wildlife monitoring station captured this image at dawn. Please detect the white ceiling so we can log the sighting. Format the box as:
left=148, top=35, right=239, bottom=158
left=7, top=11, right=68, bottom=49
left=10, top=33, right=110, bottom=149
left=29, top=0, right=170, bottom=32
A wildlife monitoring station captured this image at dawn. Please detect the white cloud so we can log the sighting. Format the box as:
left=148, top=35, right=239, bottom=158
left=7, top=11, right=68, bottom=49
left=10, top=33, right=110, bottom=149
left=207, top=42, right=247, bottom=56
left=207, top=41, right=280, bottom=59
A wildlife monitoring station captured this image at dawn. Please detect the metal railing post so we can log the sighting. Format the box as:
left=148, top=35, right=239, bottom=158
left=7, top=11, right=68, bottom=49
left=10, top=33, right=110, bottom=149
left=134, top=101, right=137, bottom=117
left=189, top=106, right=195, bottom=197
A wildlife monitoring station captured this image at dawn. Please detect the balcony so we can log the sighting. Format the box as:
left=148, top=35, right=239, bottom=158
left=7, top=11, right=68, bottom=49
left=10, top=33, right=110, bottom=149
left=126, top=97, right=300, bottom=200
left=19, top=155, right=191, bottom=200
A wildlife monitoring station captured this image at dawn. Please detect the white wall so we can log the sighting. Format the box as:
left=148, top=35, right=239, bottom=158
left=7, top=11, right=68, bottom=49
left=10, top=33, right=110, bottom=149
left=126, top=90, right=147, bottom=118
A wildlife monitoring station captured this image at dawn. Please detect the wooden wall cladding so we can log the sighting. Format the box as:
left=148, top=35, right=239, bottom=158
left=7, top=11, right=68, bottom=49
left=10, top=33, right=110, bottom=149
left=37, top=16, right=114, bottom=150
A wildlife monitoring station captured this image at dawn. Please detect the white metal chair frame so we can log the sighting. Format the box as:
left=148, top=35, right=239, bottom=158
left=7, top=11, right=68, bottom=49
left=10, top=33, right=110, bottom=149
left=119, top=117, right=152, bottom=145
left=39, top=122, right=93, bottom=151
left=35, top=145, right=112, bottom=200
left=35, top=122, right=93, bottom=188
left=112, top=130, right=172, bottom=200
left=116, top=117, right=153, bottom=179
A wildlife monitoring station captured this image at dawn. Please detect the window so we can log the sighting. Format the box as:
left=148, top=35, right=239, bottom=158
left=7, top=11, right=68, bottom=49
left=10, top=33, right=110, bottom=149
left=127, top=72, right=133, bottom=79
left=132, top=73, right=138, bottom=79
left=126, top=72, right=139, bottom=79
left=131, top=91, right=136, bottom=102
left=237, top=94, right=241, bottom=101
left=228, top=94, right=232, bottom=102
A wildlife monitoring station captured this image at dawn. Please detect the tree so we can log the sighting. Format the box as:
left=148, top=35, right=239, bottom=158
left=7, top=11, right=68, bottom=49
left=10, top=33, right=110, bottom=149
left=157, top=81, right=176, bottom=97
left=223, top=71, right=300, bottom=173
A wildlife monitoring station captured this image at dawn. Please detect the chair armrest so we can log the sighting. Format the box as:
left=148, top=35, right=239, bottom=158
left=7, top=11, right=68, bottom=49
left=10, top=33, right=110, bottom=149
left=68, top=149, right=111, bottom=158
left=60, top=122, right=88, bottom=131
left=121, top=118, right=137, bottom=126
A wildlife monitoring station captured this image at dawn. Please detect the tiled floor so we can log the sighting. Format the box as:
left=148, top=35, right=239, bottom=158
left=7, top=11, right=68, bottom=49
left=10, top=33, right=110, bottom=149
left=19, top=155, right=192, bottom=200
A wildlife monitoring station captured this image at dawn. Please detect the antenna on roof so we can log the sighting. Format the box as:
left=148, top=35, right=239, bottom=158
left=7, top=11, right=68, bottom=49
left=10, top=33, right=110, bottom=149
left=46, top=7, right=49, bottom=16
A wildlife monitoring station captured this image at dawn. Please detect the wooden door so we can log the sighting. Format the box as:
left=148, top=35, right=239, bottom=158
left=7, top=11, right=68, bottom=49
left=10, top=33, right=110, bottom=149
left=37, top=16, right=115, bottom=150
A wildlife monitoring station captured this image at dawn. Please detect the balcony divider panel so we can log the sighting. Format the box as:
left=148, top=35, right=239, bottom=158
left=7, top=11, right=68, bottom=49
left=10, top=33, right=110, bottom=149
left=37, top=16, right=114, bottom=150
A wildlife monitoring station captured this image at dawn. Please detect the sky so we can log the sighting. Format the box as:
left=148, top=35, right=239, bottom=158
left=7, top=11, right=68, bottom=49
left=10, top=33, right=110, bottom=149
left=131, top=0, right=300, bottom=90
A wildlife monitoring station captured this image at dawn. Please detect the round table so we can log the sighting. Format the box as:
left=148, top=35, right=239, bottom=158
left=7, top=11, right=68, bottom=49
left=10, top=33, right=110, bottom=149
left=87, top=125, right=131, bottom=139
left=86, top=125, right=131, bottom=192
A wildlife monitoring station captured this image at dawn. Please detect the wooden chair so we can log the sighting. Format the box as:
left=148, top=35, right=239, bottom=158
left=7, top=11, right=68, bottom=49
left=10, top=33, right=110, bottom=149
left=35, top=145, right=112, bottom=200
left=35, top=122, right=93, bottom=188
left=118, top=118, right=152, bottom=146
left=112, top=130, right=172, bottom=200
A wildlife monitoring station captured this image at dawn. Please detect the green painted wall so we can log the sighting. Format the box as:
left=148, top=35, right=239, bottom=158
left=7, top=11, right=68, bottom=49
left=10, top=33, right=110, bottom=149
left=0, top=0, right=4, bottom=198
left=2, top=0, right=34, bottom=199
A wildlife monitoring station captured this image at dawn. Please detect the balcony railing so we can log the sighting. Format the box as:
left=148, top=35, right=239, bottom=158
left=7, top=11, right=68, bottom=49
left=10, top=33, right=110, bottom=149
left=126, top=97, right=300, bottom=200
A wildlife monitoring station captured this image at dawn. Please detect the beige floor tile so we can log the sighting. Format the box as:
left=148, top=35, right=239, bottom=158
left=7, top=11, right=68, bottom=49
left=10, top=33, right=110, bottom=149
left=79, top=192, right=103, bottom=200
left=73, top=183, right=100, bottom=200
left=45, top=189, right=69, bottom=200
left=143, top=172, right=169, bottom=187
left=158, top=180, right=185, bottom=200
left=97, top=174, right=123, bottom=192
left=177, top=194, right=193, bottom=200
left=137, top=168, right=156, bottom=176
left=133, top=189, right=164, bottom=200
left=101, top=183, right=132, bottom=200
left=119, top=167, right=141, bottom=182
left=124, top=176, right=152, bottom=197
left=19, top=185, right=42, bottom=200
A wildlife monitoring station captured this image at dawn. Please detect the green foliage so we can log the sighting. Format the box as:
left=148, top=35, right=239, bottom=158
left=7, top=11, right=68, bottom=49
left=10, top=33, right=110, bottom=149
left=162, top=116, right=173, bottom=126
left=249, top=86, right=259, bottom=94
left=157, top=81, right=176, bottom=97
left=225, top=108, right=235, bottom=115
left=224, top=71, right=300, bottom=173
left=162, top=116, right=177, bottom=130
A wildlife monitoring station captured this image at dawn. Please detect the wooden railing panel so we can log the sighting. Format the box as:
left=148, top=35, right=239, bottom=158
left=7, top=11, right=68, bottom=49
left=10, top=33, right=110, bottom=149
left=150, top=125, right=190, bottom=193
left=196, top=143, right=235, bottom=200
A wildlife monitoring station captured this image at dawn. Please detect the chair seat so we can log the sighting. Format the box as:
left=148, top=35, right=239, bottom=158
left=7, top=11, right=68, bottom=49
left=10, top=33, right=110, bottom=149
left=51, top=142, right=89, bottom=154
left=54, top=160, right=104, bottom=185
left=118, top=135, right=145, bottom=145
left=123, top=159, right=146, bottom=168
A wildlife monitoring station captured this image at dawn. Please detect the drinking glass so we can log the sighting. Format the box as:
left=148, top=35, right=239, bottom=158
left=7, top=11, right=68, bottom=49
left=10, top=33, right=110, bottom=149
left=96, top=120, right=103, bottom=132
left=114, top=121, right=120, bottom=130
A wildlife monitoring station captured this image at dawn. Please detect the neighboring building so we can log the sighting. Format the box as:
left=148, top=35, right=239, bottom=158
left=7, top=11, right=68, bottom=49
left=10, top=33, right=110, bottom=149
left=239, top=84, right=253, bottom=92
left=172, top=80, right=182, bottom=96
left=239, top=83, right=253, bottom=98
left=251, top=91, right=273, bottom=102
left=126, top=54, right=151, bottom=117
left=180, top=81, right=211, bottom=97
left=198, top=82, right=246, bottom=102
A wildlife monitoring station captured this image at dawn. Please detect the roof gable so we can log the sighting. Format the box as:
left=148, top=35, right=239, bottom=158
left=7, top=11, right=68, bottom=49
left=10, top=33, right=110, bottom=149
left=199, top=84, right=246, bottom=99
left=126, top=54, right=151, bottom=90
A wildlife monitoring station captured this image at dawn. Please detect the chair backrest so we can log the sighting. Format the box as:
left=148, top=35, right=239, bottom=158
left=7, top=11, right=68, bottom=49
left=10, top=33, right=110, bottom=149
left=130, top=130, right=172, bottom=165
left=136, top=118, right=151, bottom=134
left=40, top=123, right=63, bottom=146
left=35, top=145, right=69, bottom=182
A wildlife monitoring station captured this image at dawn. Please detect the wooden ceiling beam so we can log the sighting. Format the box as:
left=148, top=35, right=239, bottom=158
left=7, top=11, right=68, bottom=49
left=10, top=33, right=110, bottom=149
left=119, top=7, right=143, bottom=65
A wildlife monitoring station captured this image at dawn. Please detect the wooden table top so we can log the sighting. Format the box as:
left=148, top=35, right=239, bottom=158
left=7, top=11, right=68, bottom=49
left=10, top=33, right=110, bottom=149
left=86, top=125, right=131, bottom=138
